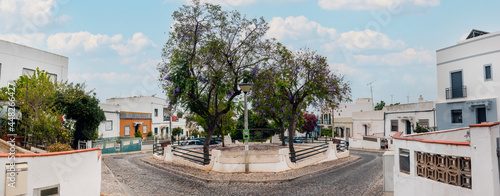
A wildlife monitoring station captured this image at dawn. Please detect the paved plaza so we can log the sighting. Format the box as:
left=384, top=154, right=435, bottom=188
left=101, top=149, right=384, bottom=196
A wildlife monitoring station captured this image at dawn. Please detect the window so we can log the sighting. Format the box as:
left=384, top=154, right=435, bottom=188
left=34, top=184, right=59, bottom=196
left=164, top=108, right=170, bottom=121
left=143, top=125, right=148, bottom=134
left=154, top=127, right=158, bottom=134
left=48, top=73, right=57, bottom=82
left=154, top=109, right=158, bottom=117
left=181, top=129, right=184, bottom=135
left=485, top=64, right=492, bottom=80
left=105, top=120, right=113, bottom=131
left=399, top=148, right=410, bottom=173
left=391, top=120, right=398, bottom=132
left=125, top=125, right=131, bottom=136
left=419, top=119, right=429, bottom=128
left=451, top=110, right=463, bottom=124
left=22, top=68, right=35, bottom=76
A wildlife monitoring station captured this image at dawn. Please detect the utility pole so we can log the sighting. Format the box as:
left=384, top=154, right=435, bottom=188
left=390, top=95, right=394, bottom=105
left=367, top=80, right=376, bottom=107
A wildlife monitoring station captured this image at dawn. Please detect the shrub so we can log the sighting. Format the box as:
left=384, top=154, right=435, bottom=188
left=135, top=129, right=143, bottom=138
left=147, top=131, right=152, bottom=137
left=47, top=143, right=73, bottom=152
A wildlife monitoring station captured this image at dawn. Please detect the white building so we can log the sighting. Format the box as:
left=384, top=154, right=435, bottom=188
left=436, top=29, right=500, bottom=130
left=104, top=95, right=171, bottom=138
left=97, top=103, right=121, bottom=139
left=0, top=39, right=68, bottom=87
left=387, top=122, right=500, bottom=195
left=384, top=96, right=436, bottom=137
left=352, top=110, right=385, bottom=138
left=318, top=98, right=374, bottom=138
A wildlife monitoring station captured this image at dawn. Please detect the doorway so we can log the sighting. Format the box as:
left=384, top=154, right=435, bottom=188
left=406, top=120, right=411, bottom=135
left=451, top=71, right=463, bottom=98
left=364, top=125, right=368, bottom=135
left=477, top=107, right=487, bottom=123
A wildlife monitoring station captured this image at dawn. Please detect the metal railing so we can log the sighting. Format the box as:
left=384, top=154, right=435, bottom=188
left=446, top=86, right=467, bottom=99
left=153, top=143, right=164, bottom=156
left=171, top=146, right=211, bottom=165
left=289, top=143, right=329, bottom=163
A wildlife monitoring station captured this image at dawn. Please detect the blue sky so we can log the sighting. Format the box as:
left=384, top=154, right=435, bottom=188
left=2, top=0, right=500, bottom=110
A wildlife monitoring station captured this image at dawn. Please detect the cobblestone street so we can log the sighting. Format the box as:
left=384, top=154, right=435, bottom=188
left=102, top=150, right=384, bottom=196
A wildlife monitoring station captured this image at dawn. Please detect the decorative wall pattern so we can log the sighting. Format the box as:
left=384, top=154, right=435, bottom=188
left=415, top=151, right=472, bottom=189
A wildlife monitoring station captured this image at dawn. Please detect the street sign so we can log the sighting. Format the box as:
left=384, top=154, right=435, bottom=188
left=243, top=129, right=249, bottom=140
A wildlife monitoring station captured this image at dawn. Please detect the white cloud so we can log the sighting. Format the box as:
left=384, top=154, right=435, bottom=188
left=69, top=72, right=132, bottom=84
left=352, top=48, right=434, bottom=66
left=0, top=0, right=71, bottom=33
left=0, top=33, right=45, bottom=47
left=318, top=0, right=440, bottom=11
left=171, top=0, right=305, bottom=7
left=324, top=30, right=405, bottom=52
left=110, top=33, right=156, bottom=56
left=266, top=16, right=337, bottom=41
left=329, top=63, right=358, bottom=76
left=47, top=31, right=122, bottom=51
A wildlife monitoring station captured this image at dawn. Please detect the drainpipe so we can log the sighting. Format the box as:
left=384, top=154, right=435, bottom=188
left=383, top=112, right=386, bottom=137
left=433, top=108, right=436, bottom=131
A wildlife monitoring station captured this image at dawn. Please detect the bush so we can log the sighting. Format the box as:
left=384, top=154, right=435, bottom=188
left=47, top=143, right=73, bottom=152
left=147, top=131, right=152, bottom=137
left=321, top=128, right=332, bottom=137
left=135, top=129, right=143, bottom=138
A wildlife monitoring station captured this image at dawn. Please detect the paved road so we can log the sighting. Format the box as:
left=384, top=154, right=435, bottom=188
left=103, top=150, right=384, bottom=196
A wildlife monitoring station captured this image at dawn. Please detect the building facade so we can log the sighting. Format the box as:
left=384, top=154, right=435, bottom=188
left=384, top=97, right=436, bottom=137
left=0, top=39, right=68, bottom=87
left=318, top=98, right=374, bottom=138
left=436, top=29, right=500, bottom=130
left=97, top=103, right=121, bottom=139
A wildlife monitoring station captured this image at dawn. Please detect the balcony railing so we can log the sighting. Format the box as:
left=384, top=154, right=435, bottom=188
left=446, top=86, right=467, bottom=99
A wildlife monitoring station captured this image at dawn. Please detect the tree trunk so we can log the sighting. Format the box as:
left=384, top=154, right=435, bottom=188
left=203, top=120, right=217, bottom=163
left=280, top=126, right=285, bottom=146
left=288, top=117, right=297, bottom=162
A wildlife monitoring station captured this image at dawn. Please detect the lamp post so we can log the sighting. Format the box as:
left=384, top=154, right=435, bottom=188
left=168, top=106, right=173, bottom=144
left=239, top=83, right=252, bottom=173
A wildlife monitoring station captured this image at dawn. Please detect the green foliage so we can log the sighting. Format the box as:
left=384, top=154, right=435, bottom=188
left=172, top=127, right=182, bottom=137
left=135, top=129, right=143, bottom=138
left=414, top=123, right=430, bottom=133
left=147, top=131, right=153, bottom=137
left=321, top=128, right=332, bottom=137
left=375, top=100, right=385, bottom=111
left=190, top=129, right=201, bottom=137
left=0, top=69, right=72, bottom=145
left=55, top=82, right=105, bottom=146
left=93, top=129, right=99, bottom=140
left=47, top=142, right=74, bottom=152
left=177, top=111, right=184, bottom=118
left=390, top=102, right=400, bottom=106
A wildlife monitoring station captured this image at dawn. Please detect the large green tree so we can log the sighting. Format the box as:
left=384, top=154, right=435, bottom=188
left=158, top=0, right=269, bottom=159
left=55, top=82, right=105, bottom=146
left=252, top=44, right=351, bottom=159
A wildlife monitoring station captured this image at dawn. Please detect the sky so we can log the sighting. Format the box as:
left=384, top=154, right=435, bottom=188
left=2, top=0, right=500, bottom=111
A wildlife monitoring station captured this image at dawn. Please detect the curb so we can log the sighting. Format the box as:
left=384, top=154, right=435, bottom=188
left=140, top=155, right=362, bottom=184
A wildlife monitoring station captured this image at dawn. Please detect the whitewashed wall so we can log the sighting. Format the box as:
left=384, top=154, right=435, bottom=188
left=98, top=103, right=120, bottom=138
left=0, top=39, right=68, bottom=88
left=0, top=149, right=101, bottom=196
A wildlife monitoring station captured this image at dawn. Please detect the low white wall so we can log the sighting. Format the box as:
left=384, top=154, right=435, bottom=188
left=383, top=151, right=394, bottom=192
left=164, top=142, right=345, bottom=172
left=406, top=128, right=469, bottom=142
left=0, top=148, right=101, bottom=196
left=349, top=138, right=362, bottom=148
left=349, top=137, right=381, bottom=150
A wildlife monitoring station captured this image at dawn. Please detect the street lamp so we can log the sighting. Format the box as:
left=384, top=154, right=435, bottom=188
left=239, top=83, right=252, bottom=173
left=168, top=106, right=173, bottom=143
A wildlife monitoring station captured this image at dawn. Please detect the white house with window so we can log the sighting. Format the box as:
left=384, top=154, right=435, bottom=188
left=97, top=103, right=120, bottom=138
left=105, top=95, right=171, bottom=138
left=0, top=39, right=68, bottom=87
left=435, top=29, right=500, bottom=130
left=384, top=96, right=436, bottom=137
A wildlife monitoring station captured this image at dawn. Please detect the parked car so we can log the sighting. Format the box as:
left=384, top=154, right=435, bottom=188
left=195, top=137, right=221, bottom=145
left=284, top=137, right=304, bottom=144
left=180, top=140, right=203, bottom=146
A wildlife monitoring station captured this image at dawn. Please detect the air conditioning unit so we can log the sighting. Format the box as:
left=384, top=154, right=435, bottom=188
left=4, top=162, right=28, bottom=196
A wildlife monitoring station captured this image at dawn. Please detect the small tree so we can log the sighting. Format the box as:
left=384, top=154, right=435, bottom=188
left=301, top=113, right=318, bottom=138
left=135, top=129, right=143, bottom=138
left=321, top=128, right=332, bottom=137
left=177, top=111, right=184, bottom=118
left=172, top=127, right=182, bottom=141
left=375, top=100, right=385, bottom=110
